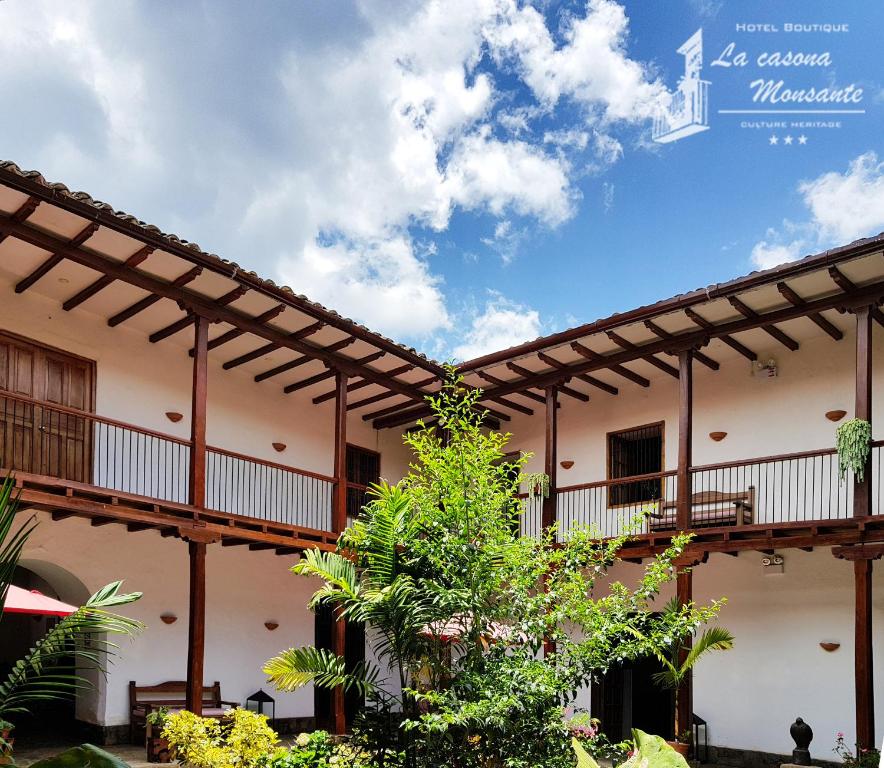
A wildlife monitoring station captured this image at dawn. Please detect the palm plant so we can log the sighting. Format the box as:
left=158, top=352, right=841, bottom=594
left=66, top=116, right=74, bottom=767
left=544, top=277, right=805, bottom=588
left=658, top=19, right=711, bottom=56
left=0, top=474, right=143, bottom=734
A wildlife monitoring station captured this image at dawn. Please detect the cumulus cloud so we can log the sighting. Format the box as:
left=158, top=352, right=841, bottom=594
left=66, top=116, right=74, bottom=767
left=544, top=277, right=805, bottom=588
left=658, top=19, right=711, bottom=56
left=750, top=152, right=884, bottom=270
left=452, top=294, right=542, bottom=361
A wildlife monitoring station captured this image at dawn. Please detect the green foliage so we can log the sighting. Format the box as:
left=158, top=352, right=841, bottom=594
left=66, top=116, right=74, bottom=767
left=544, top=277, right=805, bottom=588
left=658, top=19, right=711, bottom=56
left=28, top=743, right=131, bottom=768
left=836, top=418, right=872, bottom=482
left=163, top=709, right=278, bottom=768
left=574, top=729, right=691, bottom=768
left=265, top=370, right=729, bottom=767
left=0, top=473, right=143, bottom=731
left=834, top=733, right=881, bottom=768
left=523, top=472, right=550, bottom=500
left=146, top=706, right=170, bottom=729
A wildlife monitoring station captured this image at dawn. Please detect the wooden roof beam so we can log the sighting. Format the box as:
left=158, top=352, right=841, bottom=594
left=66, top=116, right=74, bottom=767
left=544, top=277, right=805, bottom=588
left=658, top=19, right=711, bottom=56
left=226, top=321, right=324, bottom=370
left=507, top=361, right=589, bottom=402
left=254, top=336, right=355, bottom=382
left=348, top=376, right=435, bottom=411
left=643, top=320, right=720, bottom=370
left=487, top=395, right=533, bottom=416
left=64, top=245, right=155, bottom=312
left=313, top=363, right=415, bottom=405
left=777, top=282, right=843, bottom=340
left=149, top=285, right=248, bottom=343
left=728, top=296, right=799, bottom=351
left=536, top=352, right=618, bottom=395
left=108, top=265, right=203, bottom=327
left=189, top=303, right=286, bottom=356
left=570, top=342, right=650, bottom=387
left=476, top=372, right=547, bottom=404
left=605, top=331, right=679, bottom=378
left=15, top=221, right=100, bottom=294
left=684, top=307, right=756, bottom=360
left=829, top=267, right=884, bottom=326
left=0, top=196, right=41, bottom=246
left=374, top=401, right=511, bottom=430
left=283, top=351, right=386, bottom=394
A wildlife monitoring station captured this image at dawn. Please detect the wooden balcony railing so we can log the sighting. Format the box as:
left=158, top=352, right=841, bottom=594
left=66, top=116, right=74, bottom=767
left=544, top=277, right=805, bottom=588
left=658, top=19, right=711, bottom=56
left=0, top=390, right=335, bottom=532
left=520, top=443, right=883, bottom=540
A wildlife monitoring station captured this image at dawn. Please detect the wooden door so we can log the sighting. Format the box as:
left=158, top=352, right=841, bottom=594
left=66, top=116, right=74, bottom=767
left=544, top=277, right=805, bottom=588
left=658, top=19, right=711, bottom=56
left=0, top=333, right=94, bottom=482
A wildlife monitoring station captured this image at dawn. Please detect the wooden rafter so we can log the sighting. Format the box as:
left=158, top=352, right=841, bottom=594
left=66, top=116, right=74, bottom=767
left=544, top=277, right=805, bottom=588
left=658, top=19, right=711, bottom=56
left=0, top=196, right=40, bottom=246
left=254, top=336, right=355, bottom=382
left=476, top=371, right=547, bottom=404
left=63, top=245, right=155, bottom=311
left=488, top=395, right=533, bottom=416
left=684, top=307, right=756, bottom=360
left=605, top=331, right=679, bottom=378
left=373, top=400, right=511, bottom=430
left=150, top=285, right=249, bottom=343
left=829, top=267, right=884, bottom=326
left=728, top=296, right=799, bottom=351
left=16, top=221, right=100, bottom=294
left=313, top=363, right=415, bottom=405
left=347, top=376, right=435, bottom=411
left=283, top=350, right=386, bottom=394
left=643, top=320, right=720, bottom=370
left=226, top=321, right=324, bottom=371
left=507, top=361, right=589, bottom=402
left=190, top=303, right=286, bottom=356
left=108, top=266, right=203, bottom=327
left=570, top=342, right=650, bottom=387
left=536, top=352, right=618, bottom=395
left=776, top=282, right=843, bottom=340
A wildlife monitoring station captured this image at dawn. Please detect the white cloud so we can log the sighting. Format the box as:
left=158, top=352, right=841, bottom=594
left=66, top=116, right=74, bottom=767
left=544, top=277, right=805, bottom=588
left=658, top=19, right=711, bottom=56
left=750, top=152, right=884, bottom=270
left=452, top=294, right=542, bottom=361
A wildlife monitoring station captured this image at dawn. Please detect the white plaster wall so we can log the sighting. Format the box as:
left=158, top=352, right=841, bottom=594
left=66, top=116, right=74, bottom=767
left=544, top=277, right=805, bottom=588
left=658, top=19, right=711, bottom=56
left=19, top=512, right=321, bottom=726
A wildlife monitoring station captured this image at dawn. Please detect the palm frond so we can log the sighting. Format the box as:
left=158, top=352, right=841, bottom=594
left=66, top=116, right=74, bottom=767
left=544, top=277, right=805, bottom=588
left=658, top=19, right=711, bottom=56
left=263, top=646, right=380, bottom=695
left=682, top=626, right=734, bottom=670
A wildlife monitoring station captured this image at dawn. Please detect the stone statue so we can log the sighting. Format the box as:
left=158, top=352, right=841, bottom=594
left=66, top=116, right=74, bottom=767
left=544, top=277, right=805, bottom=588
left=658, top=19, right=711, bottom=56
left=790, top=717, right=813, bottom=766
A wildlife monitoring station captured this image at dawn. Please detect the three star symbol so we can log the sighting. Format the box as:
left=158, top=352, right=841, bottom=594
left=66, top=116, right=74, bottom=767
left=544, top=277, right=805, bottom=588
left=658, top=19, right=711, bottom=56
left=769, top=134, right=809, bottom=146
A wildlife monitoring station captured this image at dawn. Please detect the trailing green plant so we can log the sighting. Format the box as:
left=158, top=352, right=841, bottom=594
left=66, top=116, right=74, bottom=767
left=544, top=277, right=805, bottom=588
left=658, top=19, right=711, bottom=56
left=0, top=474, right=143, bottom=734
left=836, top=418, right=872, bottom=482
left=264, top=370, right=729, bottom=767
left=524, top=471, right=550, bottom=500
left=574, top=729, right=690, bottom=768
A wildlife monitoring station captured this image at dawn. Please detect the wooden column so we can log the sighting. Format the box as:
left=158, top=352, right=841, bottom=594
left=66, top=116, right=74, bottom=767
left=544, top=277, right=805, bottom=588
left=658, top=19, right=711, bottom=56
left=676, top=349, right=693, bottom=531
left=189, top=314, right=210, bottom=511
left=834, top=544, right=883, bottom=750
left=675, top=563, right=693, bottom=740
left=542, top=386, right=558, bottom=530
left=332, top=370, right=348, bottom=734
left=182, top=530, right=216, bottom=715
left=854, top=305, right=873, bottom=517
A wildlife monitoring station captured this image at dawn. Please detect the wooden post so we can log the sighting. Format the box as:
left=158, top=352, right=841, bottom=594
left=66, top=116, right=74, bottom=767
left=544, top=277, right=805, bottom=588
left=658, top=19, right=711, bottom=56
left=189, top=314, right=209, bottom=511
left=854, top=305, right=873, bottom=517
left=542, top=386, right=558, bottom=530
left=675, top=564, right=693, bottom=741
left=185, top=539, right=207, bottom=715
left=332, top=370, right=348, bottom=734
left=676, top=349, right=693, bottom=531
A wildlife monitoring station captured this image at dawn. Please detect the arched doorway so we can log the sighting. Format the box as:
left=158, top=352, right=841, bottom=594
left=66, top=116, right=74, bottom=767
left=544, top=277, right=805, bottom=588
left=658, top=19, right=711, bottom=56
left=0, top=560, right=95, bottom=747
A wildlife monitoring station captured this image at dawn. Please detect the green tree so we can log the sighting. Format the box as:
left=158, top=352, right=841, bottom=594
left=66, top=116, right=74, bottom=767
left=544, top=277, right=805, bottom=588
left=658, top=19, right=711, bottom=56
left=265, top=372, right=728, bottom=767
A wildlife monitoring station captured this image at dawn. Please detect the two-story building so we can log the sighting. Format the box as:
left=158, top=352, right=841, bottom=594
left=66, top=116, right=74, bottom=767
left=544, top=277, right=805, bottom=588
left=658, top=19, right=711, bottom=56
left=0, top=160, right=881, bottom=763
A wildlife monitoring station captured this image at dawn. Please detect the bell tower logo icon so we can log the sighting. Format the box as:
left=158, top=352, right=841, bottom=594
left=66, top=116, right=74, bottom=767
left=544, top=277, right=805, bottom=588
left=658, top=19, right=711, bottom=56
left=653, top=29, right=710, bottom=144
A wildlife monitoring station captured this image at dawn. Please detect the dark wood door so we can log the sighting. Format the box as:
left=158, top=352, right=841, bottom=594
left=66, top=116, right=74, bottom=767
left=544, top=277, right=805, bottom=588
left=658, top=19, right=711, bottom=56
left=0, top=332, right=94, bottom=482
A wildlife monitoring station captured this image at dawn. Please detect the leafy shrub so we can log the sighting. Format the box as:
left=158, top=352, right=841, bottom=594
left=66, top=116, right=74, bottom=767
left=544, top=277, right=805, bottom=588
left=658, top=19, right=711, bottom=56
left=162, top=708, right=278, bottom=768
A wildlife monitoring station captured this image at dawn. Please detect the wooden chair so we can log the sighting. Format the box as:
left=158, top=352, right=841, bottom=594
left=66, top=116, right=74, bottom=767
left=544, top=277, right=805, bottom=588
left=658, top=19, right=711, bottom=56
left=649, top=486, right=754, bottom=531
left=129, top=680, right=238, bottom=744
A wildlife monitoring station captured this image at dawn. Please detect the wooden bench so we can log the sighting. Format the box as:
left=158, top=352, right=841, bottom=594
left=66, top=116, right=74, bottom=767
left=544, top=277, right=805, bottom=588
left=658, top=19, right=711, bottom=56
left=649, top=487, right=755, bottom=531
left=129, top=680, right=239, bottom=744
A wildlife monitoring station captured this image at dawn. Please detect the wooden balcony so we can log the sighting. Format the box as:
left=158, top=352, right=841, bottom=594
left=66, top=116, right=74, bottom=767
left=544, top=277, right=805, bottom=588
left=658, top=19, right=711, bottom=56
left=0, top=389, right=338, bottom=552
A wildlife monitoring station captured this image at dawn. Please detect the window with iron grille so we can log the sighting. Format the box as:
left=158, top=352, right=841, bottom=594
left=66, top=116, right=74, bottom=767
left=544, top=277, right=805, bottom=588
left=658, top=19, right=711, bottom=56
left=346, top=444, right=380, bottom=520
left=607, top=423, right=664, bottom=506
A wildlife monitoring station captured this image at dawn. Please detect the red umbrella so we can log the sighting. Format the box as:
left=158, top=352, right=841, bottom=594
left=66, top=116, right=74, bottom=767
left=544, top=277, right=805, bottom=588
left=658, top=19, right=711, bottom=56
left=2, top=585, right=77, bottom=617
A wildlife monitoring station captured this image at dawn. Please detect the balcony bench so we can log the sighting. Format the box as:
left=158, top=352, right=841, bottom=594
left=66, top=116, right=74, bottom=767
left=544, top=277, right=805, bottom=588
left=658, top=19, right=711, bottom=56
left=649, top=487, right=755, bottom=531
left=129, top=680, right=238, bottom=744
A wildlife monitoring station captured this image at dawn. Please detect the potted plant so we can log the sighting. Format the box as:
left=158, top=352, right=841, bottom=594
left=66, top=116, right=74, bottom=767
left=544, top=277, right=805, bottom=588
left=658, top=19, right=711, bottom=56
left=146, top=707, right=171, bottom=763
left=0, top=720, right=13, bottom=766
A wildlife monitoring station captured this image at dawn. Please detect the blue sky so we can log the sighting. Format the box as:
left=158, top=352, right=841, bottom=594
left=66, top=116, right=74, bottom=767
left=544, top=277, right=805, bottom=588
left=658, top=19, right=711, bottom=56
left=0, top=0, right=881, bottom=360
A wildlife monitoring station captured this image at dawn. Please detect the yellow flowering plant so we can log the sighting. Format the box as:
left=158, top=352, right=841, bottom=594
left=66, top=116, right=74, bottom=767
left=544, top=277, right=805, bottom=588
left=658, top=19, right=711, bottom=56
left=162, top=708, right=278, bottom=768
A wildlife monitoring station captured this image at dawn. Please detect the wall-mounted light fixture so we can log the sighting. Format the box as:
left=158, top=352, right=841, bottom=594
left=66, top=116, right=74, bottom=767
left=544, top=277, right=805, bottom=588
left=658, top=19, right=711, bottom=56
left=264, top=621, right=279, bottom=631
left=819, top=641, right=840, bottom=652
left=754, top=358, right=778, bottom=378
left=165, top=412, right=183, bottom=423
left=709, top=432, right=727, bottom=442
left=559, top=460, right=574, bottom=470
left=160, top=613, right=177, bottom=625
left=825, top=410, right=847, bottom=422
left=761, top=553, right=784, bottom=574
left=272, top=443, right=286, bottom=453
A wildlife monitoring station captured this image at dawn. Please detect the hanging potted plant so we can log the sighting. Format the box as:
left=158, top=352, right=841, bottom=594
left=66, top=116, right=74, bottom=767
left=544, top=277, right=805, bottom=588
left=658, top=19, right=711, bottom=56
left=836, top=418, right=872, bottom=483
left=524, top=471, right=550, bottom=500
left=145, top=707, right=171, bottom=763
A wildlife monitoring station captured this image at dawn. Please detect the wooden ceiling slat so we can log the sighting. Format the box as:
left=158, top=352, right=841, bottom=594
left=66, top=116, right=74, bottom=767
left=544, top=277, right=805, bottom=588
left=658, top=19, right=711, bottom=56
left=507, top=361, right=590, bottom=402
left=348, top=375, right=436, bottom=411
left=0, top=196, right=40, bottom=247
left=313, top=363, right=415, bottom=404
left=149, top=285, right=248, bottom=344
left=190, top=304, right=286, bottom=356
left=254, top=336, right=355, bottom=382
left=476, top=372, right=547, bottom=404
left=728, top=296, right=799, bottom=351
left=15, top=221, right=100, bottom=294
left=225, top=321, right=324, bottom=370
left=570, top=342, right=651, bottom=388
left=605, top=331, right=679, bottom=378
left=488, top=395, right=533, bottom=416
left=684, top=307, right=756, bottom=361
left=643, top=319, right=720, bottom=370
left=374, top=401, right=511, bottom=430
left=63, top=245, right=155, bottom=312
left=283, top=351, right=386, bottom=394
left=108, top=265, right=203, bottom=327
left=829, top=267, right=884, bottom=327
left=535, top=353, right=617, bottom=396
left=777, top=282, right=843, bottom=341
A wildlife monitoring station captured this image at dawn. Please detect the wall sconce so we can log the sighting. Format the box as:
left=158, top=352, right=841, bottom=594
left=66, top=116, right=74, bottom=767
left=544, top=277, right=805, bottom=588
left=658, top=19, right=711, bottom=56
left=819, top=641, right=840, bottom=652
left=160, top=613, right=177, bottom=625
left=709, top=432, right=727, bottom=442
left=761, top=553, right=784, bottom=574
left=825, top=410, right=847, bottom=422
left=264, top=621, right=279, bottom=631
left=559, top=460, right=574, bottom=470
left=272, top=443, right=286, bottom=453
left=754, top=358, right=778, bottom=378
left=165, top=412, right=183, bottom=423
